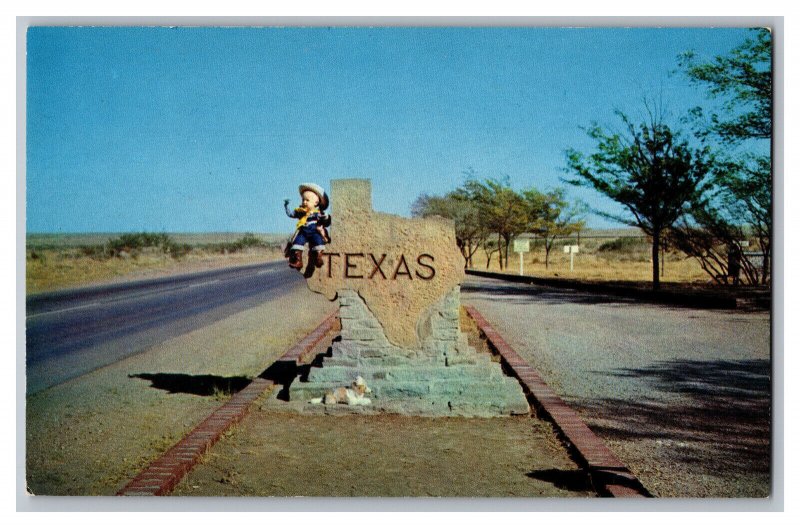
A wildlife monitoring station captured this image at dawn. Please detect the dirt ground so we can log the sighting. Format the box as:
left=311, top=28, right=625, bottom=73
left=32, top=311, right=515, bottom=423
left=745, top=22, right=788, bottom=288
left=170, top=308, right=596, bottom=498
left=172, top=410, right=595, bottom=498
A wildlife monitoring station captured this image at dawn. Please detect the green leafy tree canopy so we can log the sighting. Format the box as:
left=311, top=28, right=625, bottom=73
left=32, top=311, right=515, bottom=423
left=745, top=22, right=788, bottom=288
left=564, top=110, right=712, bottom=289
left=679, top=28, right=772, bottom=144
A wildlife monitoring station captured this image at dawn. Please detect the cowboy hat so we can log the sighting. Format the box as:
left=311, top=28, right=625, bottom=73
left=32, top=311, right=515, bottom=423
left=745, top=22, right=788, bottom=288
left=298, top=182, right=329, bottom=210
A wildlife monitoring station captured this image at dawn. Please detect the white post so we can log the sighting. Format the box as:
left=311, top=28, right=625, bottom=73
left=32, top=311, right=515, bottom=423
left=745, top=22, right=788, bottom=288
left=514, top=238, right=530, bottom=276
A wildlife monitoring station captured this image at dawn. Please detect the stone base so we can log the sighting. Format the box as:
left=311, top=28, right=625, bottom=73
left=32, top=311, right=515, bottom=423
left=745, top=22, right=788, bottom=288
left=287, top=356, right=529, bottom=417
left=273, top=288, right=530, bottom=417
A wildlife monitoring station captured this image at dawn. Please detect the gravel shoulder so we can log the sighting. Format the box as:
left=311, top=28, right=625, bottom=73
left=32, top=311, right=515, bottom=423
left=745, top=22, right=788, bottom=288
left=462, top=276, right=772, bottom=498
left=25, top=280, right=332, bottom=496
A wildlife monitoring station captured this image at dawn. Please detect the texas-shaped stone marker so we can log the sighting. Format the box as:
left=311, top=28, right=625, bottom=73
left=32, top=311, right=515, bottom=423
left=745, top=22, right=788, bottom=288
left=306, top=179, right=465, bottom=348
left=287, top=178, right=529, bottom=417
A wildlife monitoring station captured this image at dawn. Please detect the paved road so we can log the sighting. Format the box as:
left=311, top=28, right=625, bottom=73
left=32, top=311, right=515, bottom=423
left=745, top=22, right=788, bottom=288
left=461, top=275, right=772, bottom=498
left=25, top=261, right=303, bottom=394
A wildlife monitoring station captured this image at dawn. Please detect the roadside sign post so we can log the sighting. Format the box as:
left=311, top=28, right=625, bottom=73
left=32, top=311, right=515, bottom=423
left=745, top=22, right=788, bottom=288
left=513, top=239, right=531, bottom=276
left=563, top=244, right=579, bottom=271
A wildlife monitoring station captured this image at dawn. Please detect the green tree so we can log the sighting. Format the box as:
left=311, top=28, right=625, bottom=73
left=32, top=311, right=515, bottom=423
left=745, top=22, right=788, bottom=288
left=411, top=189, right=486, bottom=268
left=564, top=111, right=712, bottom=290
left=669, top=183, right=762, bottom=285
left=677, top=29, right=772, bottom=284
left=523, top=188, right=586, bottom=269
left=481, top=238, right=500, bottom=270
left=679, top=29, right=771, bottom=143
left=463, top=176, right=528, bottom=271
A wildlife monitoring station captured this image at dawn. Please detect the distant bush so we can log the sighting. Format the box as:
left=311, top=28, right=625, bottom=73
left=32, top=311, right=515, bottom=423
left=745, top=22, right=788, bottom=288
left=207, top=233, right=272, bottom=254
left=166, top=242, right=193, bottom=259
left=598, top=237, right=647, bottom=253
left=28, top=232, right=282, bottom=262
left=107, top=232, right=172, bottom=254
left=79, top=245, right=111, bottom=259
left=237, top=233, right=264, bottom=248
left=102, top=232, right=185, bottom=259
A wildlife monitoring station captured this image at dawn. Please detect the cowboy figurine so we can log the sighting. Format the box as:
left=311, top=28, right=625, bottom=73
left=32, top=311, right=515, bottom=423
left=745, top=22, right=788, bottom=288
left=284, top=182, right=331, bottom=271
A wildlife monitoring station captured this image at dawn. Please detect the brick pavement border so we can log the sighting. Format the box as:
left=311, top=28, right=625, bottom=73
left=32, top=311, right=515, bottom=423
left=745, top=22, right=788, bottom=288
left=465, top=305, right=651, bottom=498
left=117, top=311, right=338, bottom=496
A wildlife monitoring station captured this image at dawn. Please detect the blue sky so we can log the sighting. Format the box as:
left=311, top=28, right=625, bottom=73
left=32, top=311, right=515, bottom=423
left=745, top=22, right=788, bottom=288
left=26, top=26, right=758, bottom=233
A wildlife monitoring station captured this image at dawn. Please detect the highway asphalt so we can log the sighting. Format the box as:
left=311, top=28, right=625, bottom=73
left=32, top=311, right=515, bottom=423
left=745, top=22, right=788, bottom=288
left=25, top=261, right=304, bottom=394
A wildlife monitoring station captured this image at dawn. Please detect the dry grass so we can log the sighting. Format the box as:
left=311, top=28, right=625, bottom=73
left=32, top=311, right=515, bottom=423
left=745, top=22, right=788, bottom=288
left=26, top=246, right=284, bottom=294
left=26, top=232, right=288, bottom=248
left=26, top=232, right=292, bottom=294
left=471, top=243, right=711, bottom=285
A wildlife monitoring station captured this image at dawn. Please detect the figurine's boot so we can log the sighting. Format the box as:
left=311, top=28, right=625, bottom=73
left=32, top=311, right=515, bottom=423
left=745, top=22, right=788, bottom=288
left=288, top=250, right=304, bottom=270
left=311, top=249, right=325, bottom=268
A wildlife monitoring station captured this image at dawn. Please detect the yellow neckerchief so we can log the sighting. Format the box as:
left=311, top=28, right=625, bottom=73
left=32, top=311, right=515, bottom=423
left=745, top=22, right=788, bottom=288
left=295, top=207, right=320, bottom=228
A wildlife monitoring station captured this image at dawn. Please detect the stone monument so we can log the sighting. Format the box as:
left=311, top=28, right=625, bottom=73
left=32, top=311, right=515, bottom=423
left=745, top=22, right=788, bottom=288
left=285, top=179, right=529, bottom=417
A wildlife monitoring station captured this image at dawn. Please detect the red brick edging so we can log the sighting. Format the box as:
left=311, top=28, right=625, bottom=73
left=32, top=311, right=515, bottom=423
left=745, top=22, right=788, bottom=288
left=117, top=311, right=338, bottom=496
left=465, top=305, right=650, bottom=498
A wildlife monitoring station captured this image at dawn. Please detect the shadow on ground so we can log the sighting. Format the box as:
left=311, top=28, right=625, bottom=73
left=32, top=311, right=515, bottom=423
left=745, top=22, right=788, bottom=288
left=131, top=342, right=334, bottom=402
left=574, top=358, right=771, bottom=477
left=461, top=281, right=638, bottom=307
left=526, top=469, right=594, bottom=492
left=462, top=278, right=766, bottom=312
left=130, top=373, right=252, bottom=396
